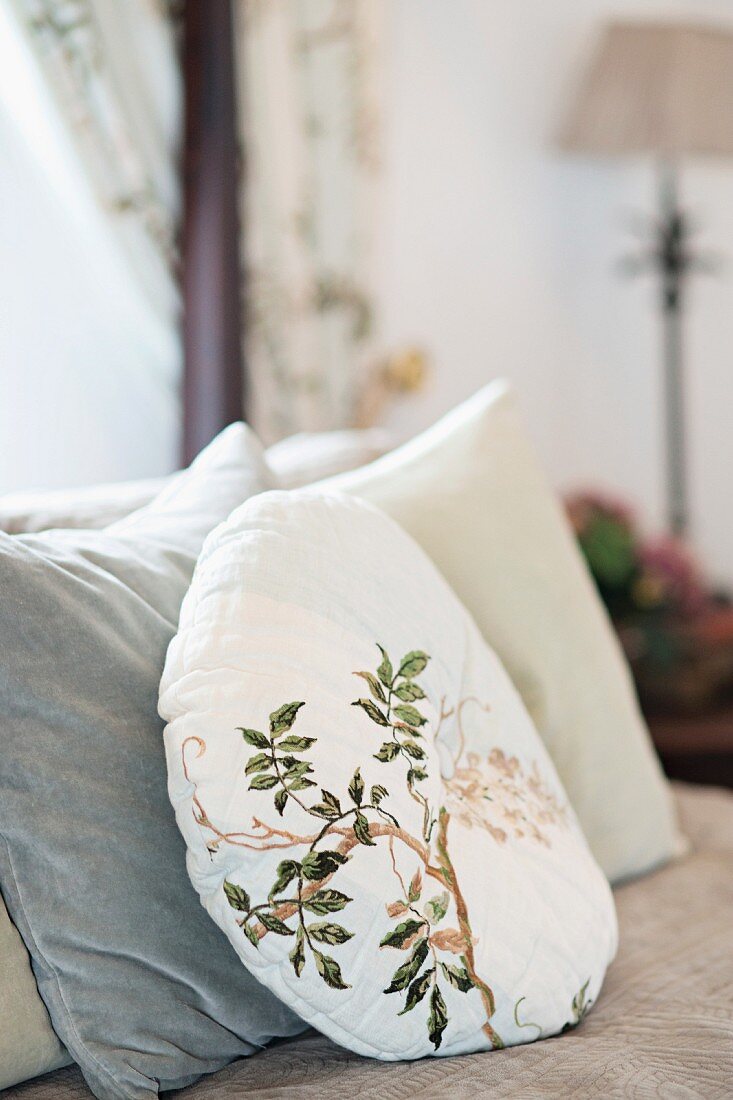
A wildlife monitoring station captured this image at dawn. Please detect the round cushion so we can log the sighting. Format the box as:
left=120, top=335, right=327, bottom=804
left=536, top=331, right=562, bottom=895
left=159, top=490, right=617, bottom=1060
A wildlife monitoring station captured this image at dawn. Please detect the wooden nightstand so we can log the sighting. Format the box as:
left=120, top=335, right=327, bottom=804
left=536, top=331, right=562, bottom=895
left=645, top=704, right=733, bottom=788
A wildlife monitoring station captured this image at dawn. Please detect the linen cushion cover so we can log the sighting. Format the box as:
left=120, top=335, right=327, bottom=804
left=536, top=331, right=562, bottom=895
left=0, top=901, right=70, bottom=1091
left=322, top=381, right=682, bottom=883
left=160, top=490, right=617, bottom=1060
left=0, top=425, right=305, bottom=1100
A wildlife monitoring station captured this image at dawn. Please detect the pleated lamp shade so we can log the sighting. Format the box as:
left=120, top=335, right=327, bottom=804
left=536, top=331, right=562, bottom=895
left=559, top=21, right=733, bottom=158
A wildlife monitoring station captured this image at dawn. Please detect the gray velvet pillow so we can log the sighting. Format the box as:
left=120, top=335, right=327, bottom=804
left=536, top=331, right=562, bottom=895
left=0, top=425, right=305, bottom=1100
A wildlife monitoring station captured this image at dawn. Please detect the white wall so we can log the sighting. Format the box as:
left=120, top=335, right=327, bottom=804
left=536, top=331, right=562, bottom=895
left=378, top=0, right=733, bottom=586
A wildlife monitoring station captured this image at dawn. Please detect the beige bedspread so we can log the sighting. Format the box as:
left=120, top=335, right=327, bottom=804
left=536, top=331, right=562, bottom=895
left=5, top=783, right=732, bottom=1100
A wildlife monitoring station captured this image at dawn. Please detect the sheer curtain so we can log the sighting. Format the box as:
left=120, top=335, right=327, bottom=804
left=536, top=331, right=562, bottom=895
left=238, top=0, right=385, bottom=443
left=0, top=0, right=181, bottom=492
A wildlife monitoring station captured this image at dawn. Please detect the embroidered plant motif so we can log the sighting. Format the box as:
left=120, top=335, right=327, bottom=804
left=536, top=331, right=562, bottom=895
left=352, top=646, right=433, bottom=841
left=445, top=747, right=567, bottom=847
left=183, top=642, right=575, bottom=1053
left=513, top=995, right=542, bottom=1039
left=231, top=697, right=397, bottom=990
left=561, top=979, right=593, bottom=1032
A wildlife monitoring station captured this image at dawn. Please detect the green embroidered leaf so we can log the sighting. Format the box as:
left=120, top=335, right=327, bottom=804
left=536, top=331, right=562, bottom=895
left=398, top=651, right=429, bottom=679
left=384, top=938, right=429, bottom=993
left=348, top=768, right=364, bottom=806
left=287, top=776, right=317, bottom=791
left=244, top=752, right=272, bottom=775
left=353, top=810, right=375, bottom=846
left=428, top=985, right=448, bottom=1049
left=289, top=927, right=305, bottom=977
left=270, top=859, right=300, bottom=897
left=352, top=699, right=389, bottom=726
left=403, top=740, right=426, bottom=760
left=574, top=980, right=590, bottom=1015
left=440, top=962, right=474, bottom=992
left=393, top=704, right=427, bottom=727
left=302, top=889, right=351, bottom=914
left=239, top=727, right=269, bottom=749
left=376, top=645, right=394, bottom=688
left=313, top=950, right=350, bottom=990
left=321, top=789, right=342, bottom=815
left=274, top=789, right=288, bottom=816
left=269, top=702, right=305, bottom=737
left=374, top=741, right=400, bottom=762
left=223, top=880, right=250, bottom=912
left=311, top=803, right=341, bottom=820
left=277, top=735, right=316, bottom=753
left=398, top=967, right=433, bottom=1014
left=354, top=671, right=387, bottom=703
left=243, top=922, right=260, bottom=948
left=393, top=721, right=422, bottom=738
left=301, top=850, right=347, bottom=881
left=394, top=681, right=426, bottom=702
left=408, top=766, right=428, bottom=783
left=568, top=979, right=592, bottom=1027
left=248, top=773, right=278, bottom=791
left=380, top=918, right=425, bottom=950
left=307, top=922, right=354, bottom=945
left=282, top=760, right=313, bottom=780
left=424, top=892, right=450, bottom=925
left=259, top=912, right=295, bottom=936
left=310, top=787, right=341, bottom=818
left=370, top=784, right=389, bottom=805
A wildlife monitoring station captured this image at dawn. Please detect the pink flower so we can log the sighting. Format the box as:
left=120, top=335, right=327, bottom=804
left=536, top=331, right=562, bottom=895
left=637, top=536, right=707, bottom=617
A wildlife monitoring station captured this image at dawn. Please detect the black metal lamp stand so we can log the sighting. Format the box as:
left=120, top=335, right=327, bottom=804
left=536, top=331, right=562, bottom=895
left=657, top=163, right=692, bottom=537
left=627, top=162, right=709, bottom=538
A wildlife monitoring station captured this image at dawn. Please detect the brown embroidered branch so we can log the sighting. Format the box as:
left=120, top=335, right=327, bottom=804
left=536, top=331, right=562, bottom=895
left=388, top=834, right=412, bottom=900
left=254, top=818, right=439, bottom=936
left=183, top=736, right=317, bottom=851
left=192, top=770, right=505, bottom=1050
left=255, top=809, right=504, bottom=1051
left=434, top=696, right=455, bottom=741
left=433, top=807, right=504, bottom=1050
left=453, top=696, right=491, bottom=764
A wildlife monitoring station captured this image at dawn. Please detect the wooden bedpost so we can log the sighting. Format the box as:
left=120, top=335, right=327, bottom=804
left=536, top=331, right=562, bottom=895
left=181, top=0, right=244, bottom=464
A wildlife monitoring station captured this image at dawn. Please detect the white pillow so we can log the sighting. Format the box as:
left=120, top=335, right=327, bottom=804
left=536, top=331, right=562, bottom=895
left=0, top=477, right=170, bottom=534
left=160, top=491, right=616, bottom=1060
left=0, top=430, right=392, bottom=534
left=321, top=382, right=683, bottom=883
left=266, top=429, right=393, bottom=489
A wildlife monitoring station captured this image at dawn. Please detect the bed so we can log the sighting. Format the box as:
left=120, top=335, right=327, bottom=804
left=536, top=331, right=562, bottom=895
left=3, top=784, right=731, bottom=1099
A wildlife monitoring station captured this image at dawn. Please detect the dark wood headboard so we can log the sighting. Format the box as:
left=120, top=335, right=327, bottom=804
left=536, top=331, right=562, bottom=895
left=180, top=0, right=245, bottom=463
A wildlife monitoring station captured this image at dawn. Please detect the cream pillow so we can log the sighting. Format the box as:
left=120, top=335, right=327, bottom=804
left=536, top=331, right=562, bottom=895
left=160, top=491, right=617, bottom=1060
left=321, top=382, right=682, bottom=882
left=0, top=902, right=69, bottom=1090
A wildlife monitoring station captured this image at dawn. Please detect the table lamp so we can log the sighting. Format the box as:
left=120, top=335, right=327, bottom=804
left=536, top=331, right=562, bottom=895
left=558, top=21, right=733, bottom=536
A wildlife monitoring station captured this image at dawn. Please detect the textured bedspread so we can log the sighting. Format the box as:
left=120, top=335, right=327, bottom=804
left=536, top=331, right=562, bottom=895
left=5, top=783, right=732, bottom=1100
